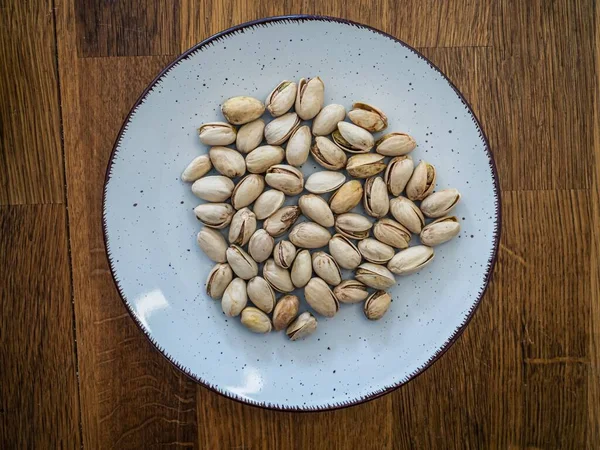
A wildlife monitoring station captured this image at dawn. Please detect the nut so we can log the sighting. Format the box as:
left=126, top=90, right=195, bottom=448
left=241, top=307, right=272, bottom=333
left=384, top=155, right=414, bottom=196
left=221, top=96, right=265, bottom=125
left=346, top=153, right=386, bottom=178
left=245, top=145, right=285, bottom=174
left=289, top=222, right=332, bottom=249
left=406, top=160, right=436, bottom=201
left=329, top=180, right=363, bottom=214
left=420, top=216, right=460, bottom=246
left=389, top=196, right=425, bottom=234
left=420, top=189, right=461, bottom=218
left=311, top=251, right=342, bottom=286
left=194, top=203, right=234, bottom=229
left=226, top=245, right=259, bottom=280
left=298, top=194, right=335, bottom=228
left=364, top=290, right=392, bottom=320
left=263, top=258, right=295, bottom=293
left=206, top=263, right=233, bottom=299
left=209, top=146, right=246, bottom=178
left=333, top=280, right=369, bottom=304
left=375, top=132, right=416, bottom=156
left=263, top=206, right=301, bottom=237
left=286, top=312, right=318, bottom=341
left=335, top=213, right=373, bottom=240
left=272, top=295, right=300, bottom=330
left=291, top=249, right=312, bottom=288
left=373, top=218, right=411, bottom=249
left=197, top=227, right=228, bottom=263
left=273, top=240, right=297, bottom=269
left=230, top=174, right=265, bottom=210
left=387, top=245, right=434, bottom=275
left=236, top=119, right=265, bottom=153
left=311, top=136, right=347, bottom=170
left=198, top=122, right=237, bottom=146
left=304, top=277, right=339, bottom=317
left=363, top=176, right=390, bottom=218
left=357, top=238, right=395, bottom=264
left=247, top=229, right=275, bottom=263
left=221, top=277, right=247, bottom=317
left=181, top=155, right=212, bottom=182
left=265, top=164, right=304, bottom=195
left=252, top=189, right=285, bottom=220
left=329, top=234, right=362, bottom=270
left=264, top=112, right=301, bottom=145
left=312, top=104, right=346, bottom=136
left=228, top=207, right=257, bottom=246
left=347, top=102, right=388, bottom=132
left=332, top=121, right=374, bottom=153
left=286, top=125, right=312, bottom=167
left=246, top=276, right=276, bottom=313
left=295, top=77, right=324, bottom=120
left=191, top=175, right=235, bottom=202
left=266, top=80, right=297, bottom=117
left=355, top=263, right=396, bottom=289
left=305, top=171, right=346, bottom=194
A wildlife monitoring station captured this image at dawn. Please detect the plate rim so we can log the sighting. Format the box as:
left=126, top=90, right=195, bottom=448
left=102, top=14, right=502, bottom=412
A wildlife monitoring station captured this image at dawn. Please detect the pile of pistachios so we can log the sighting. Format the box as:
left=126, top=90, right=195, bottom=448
left=182, top=77, right=461, bottom=341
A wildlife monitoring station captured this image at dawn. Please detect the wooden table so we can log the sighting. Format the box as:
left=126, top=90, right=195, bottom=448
left=1, top=1, right=598, bottom=448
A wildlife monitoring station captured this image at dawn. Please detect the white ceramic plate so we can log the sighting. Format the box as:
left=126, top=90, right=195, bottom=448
left=103, top=16, right=500, bottom=410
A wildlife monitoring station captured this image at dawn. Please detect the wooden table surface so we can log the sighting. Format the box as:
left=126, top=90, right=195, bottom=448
left=1, top=1, right=598, bottom=448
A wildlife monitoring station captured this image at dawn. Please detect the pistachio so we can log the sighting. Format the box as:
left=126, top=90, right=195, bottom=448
left=373, top=218, right=411, bottom=249
left=273, top=240, right=297, bottom=269
left=286, top=312, right=318, bottom=341
left=221, top=96, right=265, bottom=125
left=389, top=196, right=425, bottom=234
left=364, top=290, right=392, bottom=320
left=312, top=104, right=346, bottom=136
left=355, top=263, right=396, bottom=289
left=206, top=263, right=233, bottom=299
left=332, top=121, right=375, bottom=153
left=248, top=229, right=275, bottom=263
left=197, top=227, right=228, bottom=263
left=263, top=206, right=301, bottom=237
left=329, top=180, right=363, bottom=214
left=246, top=276, right=276, bottom=313
left=221, top=278, right=247, bottom=317
left=406, top=161, right=436, bottom=201
left=252, top=189, right=285, bottom=220
left=226, top=245, right=259, bottom=280
left=228, top=207, right=257, bottom=246
left=231, top=174, right=265, bottom=209
left=241, top=307, right=272, bottom=333
left=289, top=222, right=332, bottom=249
left=363, top=176, right=390, bottom=218
left=347, top=102, right=388, bottom=132
left=194, top=203, right=234, bottom=229
left=335, top=213, right=373, bottom=240
left=236, top=119, right=265, bottom=153
left=191, top=175, right=235, bottom=202
left=311, top=252, right=342, bottom=286
left=420, top=216, right=460, bottom=246
left=209, top=146, right=246, bottom=178
left=346, top=153, right=386, bottom=178
left=245, top=145, right=285, bottom=174
left=384, top=155, right=414, bottom=196
left=266, top=80, right=297, bottom=117
left=387, top=245, right=434, bottom=275
left=263, top=258, right=295, bottom=293
left=181, top=155, right=212, bottom=182
left=291, top=249, right=312, bottom=288
left=286, top=125, right=311, bottom=167
left=272, top=295, right=300, bottom=331
left=298, top=194, right=335, bottom=228
left=305, top=171, right=346, bottom=194
left=198, top=122, right=237, bottom=146
left=295, top=77, right=324, bottom=120
left=358, top=238, right=395, bottom=264
left=264, top=112, right=301, bottom=145
left=328, top=234, right=362, bottom=270
left=375, top=132, right=416, bottom=156
left=265, top=164, right=304, bottom=195
left=311, top=136, right=347, bottom=170
left=420, top=189, right=461, bottom=218
left=333, top=280, right=369, bottom=304
left=304, top=277, right=339, bottom=317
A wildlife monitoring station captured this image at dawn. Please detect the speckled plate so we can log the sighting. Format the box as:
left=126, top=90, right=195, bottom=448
left=103, top=15, right=500, bottom=410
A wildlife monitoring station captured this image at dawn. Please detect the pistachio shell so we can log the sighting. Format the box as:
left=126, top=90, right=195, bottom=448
left=291, top=249, right=312, bottom=288
left=236, top=119, right=265, bottom=153
left=312, top=104, right=346, bottom=136
left=226, top=245, right=258, bottom=280
left=335, top=213, right=373, bottom=240
left=363, top=176, right=390, bottom=218
left=264, top=112, right=301, bottom=145
left=272, top=295, right=300, bottom=331
left=209, top=146, right=246, bottom=178
left=389, top=196, right=425, bottom=234
left=246, top=276, right=276, bottom=313
left=329, top=180, right=363, bottom=214
left=375, top=132, right=416, bottom=156
left=265, top=164, right=304, bottom=195
left=384, top=155, right=414, bottom=196
left=221, top=278, right=247, bottom=317
left=358, top=238, right=395, bottom=264
left=311, top=136, right=347, bottom=170
left=245, top=145, right=285, bottom=174
left=181, top=155, right=212, bottom=182
left=263, top=206, right=301, bottom=237
left=347, top=102, right=388, bottom=132
left=420, top=216, right=461, bottom=246
left=263, top=258, right=295, bottom=293
left=295, top=77, right=324, bottom=120
left=221, top=96, right=265, bottom=125
left=230, top=174, right=265, bottom=209
left=191, top=175, right=235, bottom=202
left=387, top=245, right=434, bottom=275
left=328, top=234, right=362, bottom=270
left=373, top=218, right=411, bottom=249
left=289, top=222, right=332, bottom=249
left=228, top=207, right=257, bottom=246
left=304, top=277, right=339, bottom=317
left=406, top=160, right=436, bottom=201
left=241, top=307, right=272, bottom=333
left=197, top=227, right=228, bottom=263
left=298, top=194, right=335, bottom=228
left=420, top=189, right=461, bottom=218
left=273, top=240, right=297, bottom=269
left=247, top=229, right=275, bottom=263
left=346, top=153, right=386, bottom=178
left=355, top=263, right=396, bottom=289
left=252, top=189, right=285, bottom=220
left=198, top=122, right=237, bottom=146
left=332, top=121, right=375, bottom=153
left=305, top=171, right=346, bottom=194
left=266, top=81, right=297, bottom=117
left=194, top=203, right=234, bottom=229
left=311, top=252, right=342, bottom=286
left=286, top=125, right=312, bottom=167
left=286, top=312, right=318, bottom=341
left=333, top=280, right=369, bottom=304
left=364, top=290, right=392, bottom=320
left=206, top=263, right=233, bottom=299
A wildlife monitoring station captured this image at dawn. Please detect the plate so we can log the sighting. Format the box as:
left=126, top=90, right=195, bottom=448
left=103, top=15, right=500, bottom=410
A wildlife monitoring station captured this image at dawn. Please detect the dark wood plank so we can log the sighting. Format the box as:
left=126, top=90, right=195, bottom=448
left=0, top=205, right=80, bottom=448
left=0, top=0, right=64, bottom=205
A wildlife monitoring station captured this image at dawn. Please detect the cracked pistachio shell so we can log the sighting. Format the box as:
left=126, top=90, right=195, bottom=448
left=387, top=245, right=434, bottom=275
left=266, top=81, right=297, bottom=117
left=289, top=222, right=332, bottom=249
left=311, top=136, right=347, bottom=170
left=347, top=102, right=388, bottom=132
left=373, top=218, right=411, bottom=249
left=228, top=207, right=257, bottom=246
left=263, top=258, right=294, bottom=293
left=236, top=119, right=265, bottom=153
left=221, top=96, right=265, bottom=125
left=286, top=125, right=311, bottom=167
left=245, top=145, right=285, bottom=174
left=390, top=196, right=425, bottom=234
left=241, top=307, right=272, bottom=333
left=406, top=160, right=436, bottom=201
left=375, top=132, right=416, bottom=156
left=209, top=146, right=246, bottom=178
left=191, top=175, right=235, bottom=202
left=346, top=153, right=386, bottom=178
left=263, top=206, right=301, bottom=237
left=198, top=122, right=237, bottom=146
left=286, top=312, right=318, bottom=341
left=298, top=194, right=335, bottom=228
left=226, top=245, right=258, bottom=280
left=231, top=174, right=265, bottom=210
left=194, top=203, right=234, bottom=229
left=364, top=290, right=392, bottom=320
left=358, top=238, right=395, bottom=264
left=334, top=280, right=369, bottom=304
left=363, top=176, right=390, bottom=218
left=264, top=112, right=301, bottom=145
left=312, top=104, right=346, bottom=136
left=304, top=277, right=339, bottom=317
left=305, top=171, right=346, bottom=194
left=291, top=249, right=312, bottom=288
left=384, top=155, right=414, bottom=196
left=329, top=180, right=363, bottom=214
left=197, top=227, right=228, bottom=263
left=420, top=188, right=461, bottom=218
left=273, top=240, right=297, bottom=269
left=355, top=263, right=396, bottom=289
left=252, top=189, right=285, bottom=220
left=221, top=278, right=247, bottom=317
left=420, top=216, right=461, bottom=246
left=311, top=252, right=342, bottom=286
left=265, top=164, right=304, bottom=196
left=335, top=213, right=373, bottom=240
left=328, top=234, right=362, bottom=270
left=247, top=229, right=275, bottom=263
left=272, top=294, right=300, bottom=331
left=332, top=121, right=375, bottom=153
left=206, top=263, right=233, bottom=299
left=295, top=77, right=324, bottom=120
left=181, top=155, right=212, bottom=182
left=246, top=276, right=276, bottom=313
